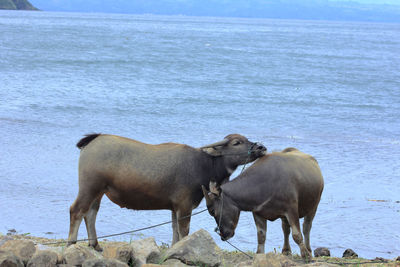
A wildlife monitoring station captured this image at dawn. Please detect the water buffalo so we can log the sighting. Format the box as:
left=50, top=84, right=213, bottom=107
left=202, top=148, right=324, bottom=259
left=67, top=133, right=266, bottom=251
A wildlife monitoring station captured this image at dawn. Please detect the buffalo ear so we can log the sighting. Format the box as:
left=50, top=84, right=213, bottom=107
left=200, top=138, right=229, bottom=157
left=200, top=138, right=229, bottom=149
left=201, top=147, right=222, bottom=157
left=209, top=181, right=221, bottom=196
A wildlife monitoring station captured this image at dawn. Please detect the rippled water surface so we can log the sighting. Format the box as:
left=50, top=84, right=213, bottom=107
left=0, top=11, right=399, bottom=259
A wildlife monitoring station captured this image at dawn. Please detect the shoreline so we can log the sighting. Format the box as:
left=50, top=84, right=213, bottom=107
left=1, top=232, right=399, bottom=267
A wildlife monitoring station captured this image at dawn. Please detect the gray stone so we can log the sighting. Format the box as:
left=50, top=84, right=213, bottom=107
left=251, top=253, right=297, bottom=267
left=303, top=263, right=338, bottom=267
left=102, top=243, right=133, bottom=263
left=0, top=239, right=36, bottom=264
left=235, top=260, right=253, bottom=267
left=252, top=253, right=279, bottom=267
left=342, top=248, right=358, bottom=258
left=41, top=247, right=64, bottom=264
left=0, top=250, right=24, bottom=267
left=130, top=237, right=161, bottom=266
left=63, top=244, right=102, bottom=266
left=82, top=258, right=129, bottom=267
left=163, top=229, right=221, bottom=267
left=313, top=247, right=330, bottom=257
left=162, top=259, right=190, bottom=266
left=27, top=250, right=58, bottom=267
left=373, top=257, right=386, bottom=262
left=0, top=236, right=13, bottom=247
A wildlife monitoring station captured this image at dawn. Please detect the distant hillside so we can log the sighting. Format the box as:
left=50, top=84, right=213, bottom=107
left=0, top=0, right=38, bottom=10
left=29, top=0, right=400, bottom=23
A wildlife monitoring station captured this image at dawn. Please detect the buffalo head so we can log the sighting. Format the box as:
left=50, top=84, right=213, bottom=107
left=200, top=134, right=266, bottom=166
left=202, top=182, right=240, bottom=241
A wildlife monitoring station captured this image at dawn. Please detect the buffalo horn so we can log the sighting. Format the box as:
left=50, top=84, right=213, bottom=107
left=200, top=138, right=229, bottom=149
left=202, top=185, right=212, bottom=206
left=209, top=181, right=221, bottom=196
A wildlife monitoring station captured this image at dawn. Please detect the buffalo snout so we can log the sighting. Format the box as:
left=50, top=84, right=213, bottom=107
left=252, top=142, right=267, bottom=155
left=220, top=228, right=235, bottom=241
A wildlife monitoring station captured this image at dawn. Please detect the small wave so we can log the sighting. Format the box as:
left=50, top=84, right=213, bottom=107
left=0, top=117, right=60, bottom=127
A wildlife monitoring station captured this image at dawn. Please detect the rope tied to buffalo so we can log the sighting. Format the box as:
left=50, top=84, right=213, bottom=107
left=40, top=208, right=208, bottom=246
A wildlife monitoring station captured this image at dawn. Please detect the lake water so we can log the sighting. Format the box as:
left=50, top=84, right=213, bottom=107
left=0, top=10, right=399, bottom=259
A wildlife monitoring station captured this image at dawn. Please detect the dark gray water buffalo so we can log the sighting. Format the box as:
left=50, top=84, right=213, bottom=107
left=202, top=148, right=324, bottom=259
left=67, top=133, right=266, bottom=251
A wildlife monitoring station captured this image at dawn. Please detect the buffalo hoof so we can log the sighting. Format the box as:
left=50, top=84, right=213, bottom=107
left=89, top=243, right=103, bottom=252
left=301, top=247, right=312, bottom=260
left=282, top=248, right=292, bottom=256
left=66, top=241, right=76, bottom=247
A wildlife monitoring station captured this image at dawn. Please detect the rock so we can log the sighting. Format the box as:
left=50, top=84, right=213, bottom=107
left=252, top=253, right=279, bottom=267
left=130, top=237, right=161, bottom=266
left=27, top=250, right=58, bottom=267
left=396, top=256, right=400, bottom=261
left=0, top=239, right=36, bottom=264
left=41, top=247, right=63, bottom=264
left=0, top=250, right=24, bottom=267
left=63, top=244, right=102, bottom=266
left=163, top=229, right=220, bottom=267
left=251, top=253, right=296, bottom=267
left=313, top=247, right=330, bottom=257
left=342, top=248, right=358, bottom=258
left=162, top=259, right=190, bottom=266
left=82, top=258, right=129, bottom=267
left=102, top=243, right=133, bottom=263
left=374, top=257, right=386, bottom=262
left=0, top=236, right=13, bottom=247
left=235, top=260, right=253, bottom=267
left=7, top=229, right=17, bottom=236
left=303, top=263, right=338, bottom=266
left=141, top=265, right=162, bottom=267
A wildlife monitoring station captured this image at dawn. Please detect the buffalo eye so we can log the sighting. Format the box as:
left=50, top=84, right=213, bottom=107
left=232, top=140, right=241, bottom=146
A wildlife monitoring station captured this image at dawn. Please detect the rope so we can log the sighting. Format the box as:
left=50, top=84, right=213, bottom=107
left=214, top=192, right=253, bottom=259
left=239, top=151, right=252, bottom=174
left=40, top=208, right=208, bottom=246
left=40, top=145, right=259, bottom=252
left=225, top=239, right=253, bottom=259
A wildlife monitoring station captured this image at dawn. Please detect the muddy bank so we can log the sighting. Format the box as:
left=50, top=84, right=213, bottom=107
left=1, top=230, right=399, bottom=267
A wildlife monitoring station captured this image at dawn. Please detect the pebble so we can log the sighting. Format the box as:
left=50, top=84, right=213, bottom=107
left=314, top=247, right=330, bottom=257
left=342, top=248, right=358, bottom=258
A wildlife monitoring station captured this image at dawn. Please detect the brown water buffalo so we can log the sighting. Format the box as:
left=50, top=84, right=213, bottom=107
left=202, top=148, right=324, bottom=259
left=67, top=133, right=266, bottom=251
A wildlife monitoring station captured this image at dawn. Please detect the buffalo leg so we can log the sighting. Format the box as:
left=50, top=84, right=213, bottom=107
left=303, top=207, right=317, bottom=254
left=252, top=212, right=266, bottom=253
left=285, top=211, right=311, bottom=260
left=67, top=213, right=83, bottom=247
left=84, top=194, right=103, bottom=251
left=176, top=208, right=192, bottom=241
left=281, top=217, right=292, bottom=255
left=171, top=211, right=179, bottom=245
left=68, top=191, right=99, bottom=247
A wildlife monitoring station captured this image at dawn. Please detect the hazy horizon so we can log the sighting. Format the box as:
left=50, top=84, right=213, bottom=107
left=27, top=0, right=400, bottom=23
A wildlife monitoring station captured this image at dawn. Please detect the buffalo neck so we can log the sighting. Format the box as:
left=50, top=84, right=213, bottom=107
left=211, top=156, right=234, bottom=185
left=221, top=176, right=261, bottom=212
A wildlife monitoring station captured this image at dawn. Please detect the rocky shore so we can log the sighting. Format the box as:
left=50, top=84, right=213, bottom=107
left=1, top=229, right=399, bottom=267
